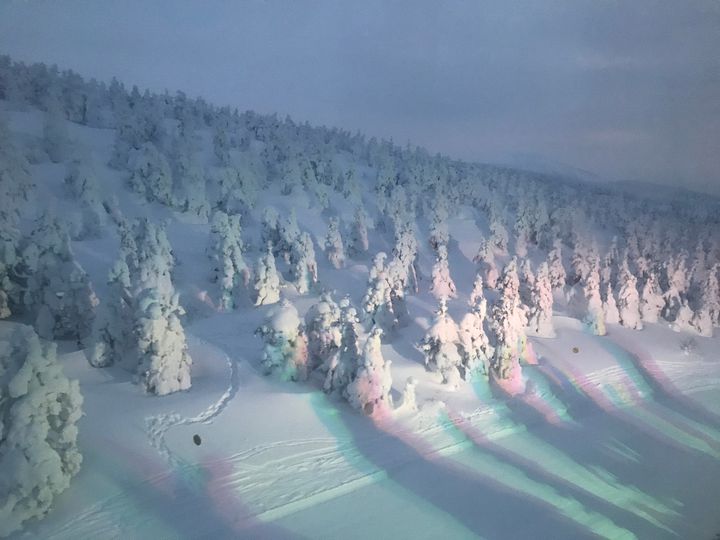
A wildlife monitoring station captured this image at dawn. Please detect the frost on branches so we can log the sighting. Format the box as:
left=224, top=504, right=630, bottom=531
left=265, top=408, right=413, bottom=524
left=257, top=299, right=309, bottom=382
left=324, top=297, right=362, bottom=396
left=345, top=326, right=393, bottom=415
left=0, top=324, right=83, bottom=538
left=22, top=214, right=97, bottom=341
left=419, top=298, right=463, bottom=387
left=134, top=289, right=192, bottom=396
left=430, top=244, right=457, bottom=300
left=253, top=244, right=281, bottom=306
left=487, top=259, right=527, bottom=394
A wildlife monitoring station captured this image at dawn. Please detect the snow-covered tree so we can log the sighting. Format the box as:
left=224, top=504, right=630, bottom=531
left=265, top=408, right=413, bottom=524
left=257, top=299, right=309, bottom=381
left=487, top=259, right=527, bottom=390
left=459, top=294, right=492, bottom=379
left=361, top=252, right=396, bottom=330
left=640, top=271, right=664, bottom=324
left=391, top=221, right=419, bottom=294
left=617, top=261, right=643, bottom=330
left=0, top=324, right=83, bottom=537
left=603, top=282, right=621, bottom=326
left=305, top=292, right=342, bottom=372
left=324, top=297, right=362, bottom=395
left=673, top=299, right=694, bottom=333
left=419, top=299, right=463, bottom=386
left=345, top=326, right=393, bottom=415
left=430, top=244, right=457, bottom=300
left=23, top=216, right=97, bottom=341
left=519, top=258, right=535, bottom=307
left=128, top=142, right=173, bottom=206
left=473, top=237, right=498, bottom=289
left=583, top=265, right=606, bottom=336
left=290, top=232, right=318, bottom=294
left=253, top=244, right=281, bottom=306
left=0, top=114, right=34, bottom=229
left=277, top=209, right=301, bottom=263
left=134, top=288, right=192, bottom=396
left=85, top=260, right=133, bottom=368
left=120, top=218, right=175, bottom=297
left=469, top=273, right=484, bottom=307
left=547, top=241, right=567, bottom=291
left=261, top=207, right=281, bottom=253
left=324, top=217, right=346, bottom=269
left=208, top=212, right=249, bottom=310
left=428, top=201, right=449, bottom=252
left=174, top=160, right=209, bottom=220
left=690, top=300, right=713, bottom=337
left=527, top=262, right=555, bottom=337
left=348, top=205, right=370, bottom=257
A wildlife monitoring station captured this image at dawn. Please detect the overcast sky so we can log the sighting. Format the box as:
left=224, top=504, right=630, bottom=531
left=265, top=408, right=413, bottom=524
left=1, top=0, right=718, bottom=193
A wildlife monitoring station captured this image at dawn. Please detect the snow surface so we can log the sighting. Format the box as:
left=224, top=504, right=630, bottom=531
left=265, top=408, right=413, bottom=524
left=2, top=100, right=720, bottom=540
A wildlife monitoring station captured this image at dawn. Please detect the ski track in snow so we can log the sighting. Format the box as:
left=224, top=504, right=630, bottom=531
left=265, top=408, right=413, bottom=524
left=145, top=337, right=241, bottom=468
left=43, top=332, right=719, bottom=538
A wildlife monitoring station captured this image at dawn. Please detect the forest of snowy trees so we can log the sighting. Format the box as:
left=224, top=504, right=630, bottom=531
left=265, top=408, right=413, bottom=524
left=1, top=55, right=720, bottom=535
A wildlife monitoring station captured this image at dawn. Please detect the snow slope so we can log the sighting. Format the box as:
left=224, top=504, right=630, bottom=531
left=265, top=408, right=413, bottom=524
left=2, top=91, right=720, bottom=540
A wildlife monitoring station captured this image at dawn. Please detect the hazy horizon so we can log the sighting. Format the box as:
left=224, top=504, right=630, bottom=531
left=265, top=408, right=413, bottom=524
left=1, top=0, right=718, bottom=195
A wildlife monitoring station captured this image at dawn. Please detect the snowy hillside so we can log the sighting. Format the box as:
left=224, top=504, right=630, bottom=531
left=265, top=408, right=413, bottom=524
left=1, top=57, right=720, bottom=539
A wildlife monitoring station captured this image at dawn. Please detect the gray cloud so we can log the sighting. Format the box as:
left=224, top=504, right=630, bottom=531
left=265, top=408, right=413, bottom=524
left=1, top=0, right=718, bottom=193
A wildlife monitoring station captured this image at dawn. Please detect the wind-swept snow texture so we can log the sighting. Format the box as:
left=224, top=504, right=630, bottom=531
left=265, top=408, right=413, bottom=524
left=0, top=57, right=719, bottom=539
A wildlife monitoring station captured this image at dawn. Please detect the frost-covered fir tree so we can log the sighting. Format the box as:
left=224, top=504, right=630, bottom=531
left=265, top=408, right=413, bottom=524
left=361, top=252, right=397, bottom=330
left=428, top=200, right=449, bottom=252
left=85, top=260, right=133, bottom=368
left=324, top=297, right=362, bottom=395
left=430, top=244, right=457, bottom=300
left=603, top=282, right=621, bottom=326
left=473, top=237, right=499, bottom=289
left=120, top=218, right=175, bottom=297
left=392, top=221, right=420, bottom=294
left=469, top=272, right=484, bottom=307
left=673, top=298, right=694, bottom=333
left=617, top=261, right=643, bottom=330
left=290, top=232, right=318, bottom=294
left=487, top=259, right=527, bottom=392
left=690, top=298, right=713, bottom=337
left=459, top=294, right=492, bottom=379
left=256, top=299, right=309, bottom=381
left=348, top=205, right=370, bottom=257
left=174, top=160, right=209, bottom=220
left=305, top=292, right=342, bottom=372
left=261, top=206, right=281, bottom=253
left=583, top=265, right=606, bottom=336
left=253, top=244, right=281, bottom=306
left=519, top=258, right=535, bottom=308
left=277, top=209, right=301, bottom=263
left=419, top=298, right=463, bottom=386
left=345, top=326, right=393, bottom=415
left=640, top=271, right=665, bottom=324
left=324, top=217, right=346, bottom=269
left=23, top=215, right=97, bottom=341
left=547, top=241, right=567, bottom=291
left=208, top=211, right=249, bottom=310
left=0, top=324, right=83, bottom=537
left=527, top=262, right=555, bottom=337
left=128, top=142, right=174, bottom=206
left=698, top=264, right=719, bottom=328
left=134, top=288, right=192, bottom=396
